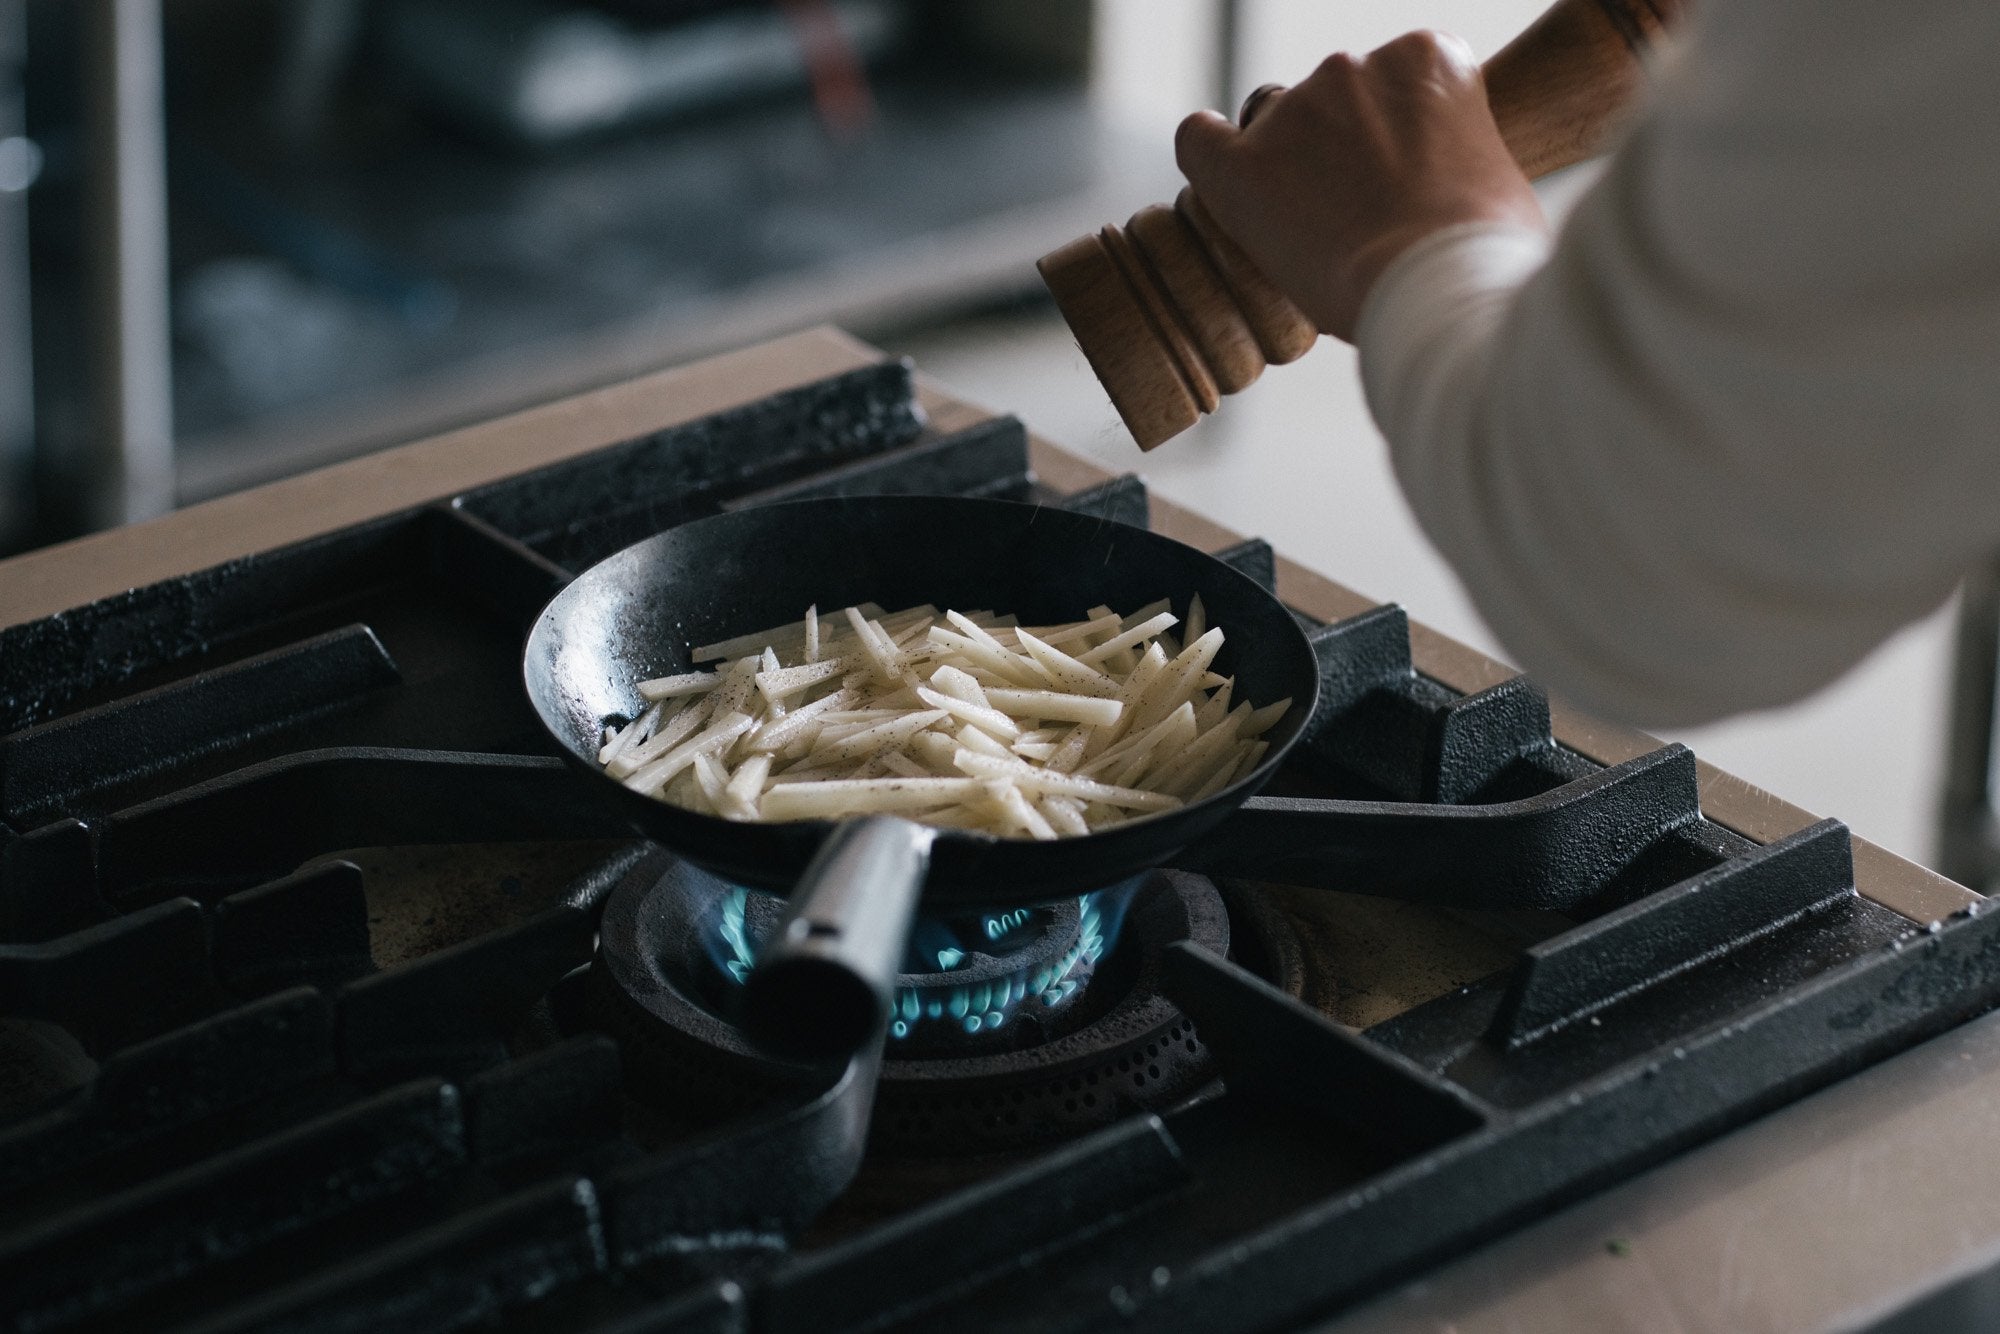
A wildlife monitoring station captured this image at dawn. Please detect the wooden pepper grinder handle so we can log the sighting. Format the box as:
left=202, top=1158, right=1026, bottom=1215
left=1038, top=0, right=1686, bottom=450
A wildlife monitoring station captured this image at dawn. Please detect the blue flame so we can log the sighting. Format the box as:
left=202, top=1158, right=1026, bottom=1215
left=709, top=884, right=1124, bottom=1044
left=983, top=907, right=1032, bottom=940
left=883, top=892, right=1111, bottom=1042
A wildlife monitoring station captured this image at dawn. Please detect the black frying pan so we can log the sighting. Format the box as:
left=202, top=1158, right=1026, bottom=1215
left=525, top=495, right=1320, bottom=1057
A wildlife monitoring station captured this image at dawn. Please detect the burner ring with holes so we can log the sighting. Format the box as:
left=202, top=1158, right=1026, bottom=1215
left=589, top=858, right=1227, bottom=1153
left=732, top=886, right=1111, bottom=1057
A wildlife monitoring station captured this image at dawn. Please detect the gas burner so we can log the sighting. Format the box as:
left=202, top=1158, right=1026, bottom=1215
left=715, top=881, right=1114, bottom=1056
left=590, top=857, right=1227, bottom=1153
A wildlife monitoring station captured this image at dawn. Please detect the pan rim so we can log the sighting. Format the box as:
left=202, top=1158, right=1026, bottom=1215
left=523, top=493, right=1320, bottom=871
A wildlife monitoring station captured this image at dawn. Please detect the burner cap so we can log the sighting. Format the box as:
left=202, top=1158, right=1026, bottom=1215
left=720, top=886, right=1115, bottom=1056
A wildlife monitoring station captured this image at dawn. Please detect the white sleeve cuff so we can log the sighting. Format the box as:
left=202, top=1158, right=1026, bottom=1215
left=1355, top=222, right=1552, bottom=450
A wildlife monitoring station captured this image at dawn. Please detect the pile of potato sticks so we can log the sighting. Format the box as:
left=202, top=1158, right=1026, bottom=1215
left=596, top=599, right=1290, bottom=839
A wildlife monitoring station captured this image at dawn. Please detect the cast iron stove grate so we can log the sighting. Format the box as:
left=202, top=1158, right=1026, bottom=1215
left=0, top=363, right=1994, bottom=1333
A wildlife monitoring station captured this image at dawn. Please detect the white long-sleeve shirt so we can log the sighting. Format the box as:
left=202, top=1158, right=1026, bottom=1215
left=1354, top=0, right=2000, bottom=728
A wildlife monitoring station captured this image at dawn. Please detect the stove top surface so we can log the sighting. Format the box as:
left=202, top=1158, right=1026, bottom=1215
left=0, top=335, right=1992, bottom=1333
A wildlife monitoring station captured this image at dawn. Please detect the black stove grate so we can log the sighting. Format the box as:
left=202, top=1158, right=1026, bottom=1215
left=0, top=364, right=1994, bottom=1333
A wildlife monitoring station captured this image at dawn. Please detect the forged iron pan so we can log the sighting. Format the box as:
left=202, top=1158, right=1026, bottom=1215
left=525, top=495, right=1320, bottom=1056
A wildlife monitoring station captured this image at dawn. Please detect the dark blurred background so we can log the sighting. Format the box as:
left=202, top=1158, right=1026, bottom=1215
left=1, top=0, right=1197, bottom=552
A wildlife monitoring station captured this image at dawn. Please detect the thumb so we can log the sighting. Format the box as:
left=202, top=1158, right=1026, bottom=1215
left=1174, top=110, right=1238, bottom=189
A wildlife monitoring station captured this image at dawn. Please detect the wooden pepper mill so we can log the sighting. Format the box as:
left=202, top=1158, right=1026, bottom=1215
left=1038, top=0, right=1685, bottom=450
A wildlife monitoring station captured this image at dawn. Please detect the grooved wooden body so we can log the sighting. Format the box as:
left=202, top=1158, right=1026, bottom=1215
left=1039, top=0, right=1684, bottom=450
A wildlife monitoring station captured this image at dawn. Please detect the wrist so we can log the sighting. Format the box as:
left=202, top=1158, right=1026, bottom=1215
left=1333, top=204, right=1547, bottom=342
left=1355, top=219, right=1552, bottom=432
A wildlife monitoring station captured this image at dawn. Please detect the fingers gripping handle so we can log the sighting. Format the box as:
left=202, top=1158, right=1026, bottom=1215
left=743, top=816, right=935, bottom=1062
left=1038, top=0, right=1682, bottom=452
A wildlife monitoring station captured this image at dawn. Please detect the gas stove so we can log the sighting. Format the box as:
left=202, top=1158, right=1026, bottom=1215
left=1, top=329, right=1995, bottom=1333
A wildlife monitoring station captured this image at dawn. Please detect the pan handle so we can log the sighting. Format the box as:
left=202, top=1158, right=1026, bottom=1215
left=743, top=816, right=936, bottom=1062
left=1175, top=745, right=1702, bottom=912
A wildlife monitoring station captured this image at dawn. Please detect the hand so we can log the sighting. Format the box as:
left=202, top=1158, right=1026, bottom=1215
left=1176, top=31, right=1545, bottom=343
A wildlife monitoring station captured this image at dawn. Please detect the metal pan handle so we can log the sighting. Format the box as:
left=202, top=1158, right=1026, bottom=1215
left=1176, top=746, right=1701, bottom=913
left=743, top=815, right=936, bottom=1062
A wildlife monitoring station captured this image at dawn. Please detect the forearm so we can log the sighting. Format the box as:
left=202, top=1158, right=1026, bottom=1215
left=1185, top=0, right=2000, bottom=726
left=1355, top=216, right=1774, bottom=726
left=1355, top=0, right=2000, bottom=726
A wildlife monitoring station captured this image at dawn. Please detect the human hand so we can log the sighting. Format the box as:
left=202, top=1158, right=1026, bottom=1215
left=1176, top=31, right=1545, bottom=343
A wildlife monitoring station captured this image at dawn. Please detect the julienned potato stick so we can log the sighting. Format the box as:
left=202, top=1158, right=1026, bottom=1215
left=880, top=750, right=932, bottom=779
left=1078, top=644, right=1168, bottom=765
left=981, top=689, right=1123, bottom=726
left=692, top=752, right=730, bottom=807
left=760, top=777, right=987, bottom=819
left=1109, top=705, right=1199, bottom=789
left=1015, top=630, right=1119, bottom=697
left=636, top=670, right=720, bottom=701
left=1029, top=612, right=1122, bottom=649
left=1242, top=697, right=1292, bottom=738
left=624, top=711, right=755, bottom=795
left=947, top=750, right=1183, bottom=811
left=755, top=658, right=848, bottom=701
left=1077, top=700, right=1196, bottom=779
left=910, top=729, right=962, bottom=772
left=745, top=688, right=852, bottom=753
left=1041, top=794, right=1091, bottom=837
left=981, top=779, right=1058, bottom=841
left=914, top=686, right=1022, bottom=741
left=815, top=710, right=948, bottom=764
left=723, top=754, right=772, bottom=818
left=597, top=602, right=1290, bottom=838
left=1155, top=703, right=1251, bottom=797
left=608, top=697, right=704, bottom=777
left=1076, top=612, right=1178, bottom=666
left=599, top=699, right=662, bottom=767
left=929, top=623, right=1045, bottom=686
left=1195, top=678, right=1236, bottom=733
left=1125, top=628, right=1226, bottom=736
left=927, top=664, right=992, bottom=709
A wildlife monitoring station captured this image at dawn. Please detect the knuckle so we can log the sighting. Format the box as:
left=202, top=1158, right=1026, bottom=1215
left=1311, top=51, right=1361, bottom=83
left=1427, top=28, right=1479, bottom=71
left=1384, top=28, right=1474, bottom=73
left=1173, top=112, right=1224, bottom=171
left=1379, top=29, right=1437, bottom=62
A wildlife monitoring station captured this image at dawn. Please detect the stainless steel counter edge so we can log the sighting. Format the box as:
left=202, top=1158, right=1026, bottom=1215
left=1324, top=1000, right=2000, bottom=1334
